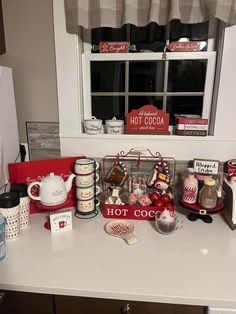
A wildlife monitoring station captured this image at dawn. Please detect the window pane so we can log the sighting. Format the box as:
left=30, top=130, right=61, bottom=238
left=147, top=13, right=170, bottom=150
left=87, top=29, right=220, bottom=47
left=130, top=23, right=165, bottom=52
left=168, top=60, right=207, bottom=92
left=129, top=96, right=163, bottom=112
left=92, top=96, right=125, bottom=121
left=91, top=61, right=125, bottom=92
left=129, top=61, right=164, bottom=92
left=167, top=96, right=203, bottom=124
left=169, top=21, right=209, bottom=51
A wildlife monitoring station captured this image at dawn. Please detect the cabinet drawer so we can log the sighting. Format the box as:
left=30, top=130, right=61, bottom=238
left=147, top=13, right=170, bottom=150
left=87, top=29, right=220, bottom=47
left=0, top=290, right=54, bottom=314
left=55, top=295, right=205, bottom=314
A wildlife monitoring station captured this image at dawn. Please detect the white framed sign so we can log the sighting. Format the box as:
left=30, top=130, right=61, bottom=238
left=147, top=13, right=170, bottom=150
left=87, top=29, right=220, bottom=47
left=193, top=158, right=220, bottom=175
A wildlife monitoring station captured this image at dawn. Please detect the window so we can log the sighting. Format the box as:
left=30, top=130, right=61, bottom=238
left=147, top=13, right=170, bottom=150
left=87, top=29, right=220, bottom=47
left=53, top=0, right=236, bottom=160
left=82, top=21, right=216, bottom=131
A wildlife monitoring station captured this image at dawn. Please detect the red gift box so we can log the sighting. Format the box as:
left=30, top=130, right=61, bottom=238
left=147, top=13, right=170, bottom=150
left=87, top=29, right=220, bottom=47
left=8, top=156, right=85, bottom=214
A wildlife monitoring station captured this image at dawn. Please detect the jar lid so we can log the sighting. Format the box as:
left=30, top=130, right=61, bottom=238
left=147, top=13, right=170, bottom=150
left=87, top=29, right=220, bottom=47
left=10, top=183, right=28, bottom=198
left=204, top=178, right=216, bottom=186
left=0, top=192, right=20, bottom=208
left=105, top=117, right=124, bottom=123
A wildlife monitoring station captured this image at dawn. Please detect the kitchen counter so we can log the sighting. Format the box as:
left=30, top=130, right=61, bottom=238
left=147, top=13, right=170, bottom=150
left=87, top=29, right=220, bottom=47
left=0, top=208, right=236, bottom=309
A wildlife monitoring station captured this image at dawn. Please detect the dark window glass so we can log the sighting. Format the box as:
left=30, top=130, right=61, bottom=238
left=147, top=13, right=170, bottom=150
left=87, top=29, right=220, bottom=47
left=167, top=96, right=203, bottom=124
left=168, top=60, right=207, bottom=92
left=130, top=23, right=165, bottom=52
left=91, top=61, right=125, bottom=92
left=92, top=26, right=128, bottom=46
left=129, top=61, right=164, bottom=92
left=129, top=96, right=163, bottom=112
left=92, top=96, right=125, bottom=121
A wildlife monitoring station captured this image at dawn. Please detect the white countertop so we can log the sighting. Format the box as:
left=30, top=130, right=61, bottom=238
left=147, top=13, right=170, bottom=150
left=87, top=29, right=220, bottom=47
left=1, top=208, right=236, bottom=308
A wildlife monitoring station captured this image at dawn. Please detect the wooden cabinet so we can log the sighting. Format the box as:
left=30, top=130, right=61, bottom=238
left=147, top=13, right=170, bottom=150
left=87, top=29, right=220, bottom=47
left=0, top=290, right=54, bottom=314
left=0, top=290, right=205, bottom=314
left=55, top=295, right=205, bottom=314
left=0, top=0, right=6, bottom=54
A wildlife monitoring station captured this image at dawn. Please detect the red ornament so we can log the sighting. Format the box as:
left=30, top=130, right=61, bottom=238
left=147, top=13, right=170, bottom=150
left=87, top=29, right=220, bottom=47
left=166, top=202, right=174, bottom=212
left=149, top=191, right=160, bottom=203
left=160, top=193, right=171, bottom=205
left=154, top=199, right=165, bottom=209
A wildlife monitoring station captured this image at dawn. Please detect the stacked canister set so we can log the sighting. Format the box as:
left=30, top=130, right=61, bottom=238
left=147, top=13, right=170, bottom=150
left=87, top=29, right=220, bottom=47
left=74, top=158, right=100, bottom=218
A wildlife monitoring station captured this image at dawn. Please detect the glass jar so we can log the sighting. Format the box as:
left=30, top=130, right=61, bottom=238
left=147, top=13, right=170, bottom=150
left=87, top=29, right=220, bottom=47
left=198, top=178, right=218, bottom=209
left=182, top=168, right=198, bottom=204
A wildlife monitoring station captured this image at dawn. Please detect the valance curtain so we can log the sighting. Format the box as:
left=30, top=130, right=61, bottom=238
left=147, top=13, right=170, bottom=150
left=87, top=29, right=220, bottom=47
left=65, top=0, right=236, bottom=34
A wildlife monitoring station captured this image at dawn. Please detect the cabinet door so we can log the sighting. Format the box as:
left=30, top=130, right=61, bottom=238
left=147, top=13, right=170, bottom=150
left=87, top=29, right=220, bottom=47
left=0, top=290, right=54, bottom=314
left=55, top=295, right=205, bottom=314
left=0, top=0, right=6, bottom=54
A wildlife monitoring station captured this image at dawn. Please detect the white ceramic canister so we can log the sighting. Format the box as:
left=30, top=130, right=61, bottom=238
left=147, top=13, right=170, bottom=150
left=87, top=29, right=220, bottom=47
left=75, top=158, right=99, bottom=175
left=83, top=116, right=103, bottom=135
left=76, top=172, right=99, bottom=188
left=0, top=192, right=20, bottom=240
left=76, top=185, right=101, bottom=200
left=10, top=183, right=30, bottom=229
left=77, top=198, right=100, bottom=214
left=105, top=117, right=124, bottom=134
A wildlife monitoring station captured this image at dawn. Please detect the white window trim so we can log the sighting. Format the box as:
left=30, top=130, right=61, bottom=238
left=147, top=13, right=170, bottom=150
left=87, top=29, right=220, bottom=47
left=53, top=0, right=236, bottom=160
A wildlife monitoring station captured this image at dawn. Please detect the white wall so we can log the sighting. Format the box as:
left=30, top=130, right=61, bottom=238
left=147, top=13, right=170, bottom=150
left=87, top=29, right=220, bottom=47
left=0, top=0, right=58, bottom=142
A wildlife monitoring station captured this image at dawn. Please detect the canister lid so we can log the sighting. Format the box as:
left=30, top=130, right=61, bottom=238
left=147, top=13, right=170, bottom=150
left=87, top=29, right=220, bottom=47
left=10, top=183, right=28, bottom=198
left=0, top=192, right=20, bottom=208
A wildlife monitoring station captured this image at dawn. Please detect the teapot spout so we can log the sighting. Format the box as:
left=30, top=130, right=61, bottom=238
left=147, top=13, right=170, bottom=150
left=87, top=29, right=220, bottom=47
left=65, top=173, right=76, bottom=193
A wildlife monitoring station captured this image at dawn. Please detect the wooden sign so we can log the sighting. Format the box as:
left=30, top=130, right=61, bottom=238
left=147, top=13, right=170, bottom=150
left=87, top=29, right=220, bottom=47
left=99, top=41, right=129, bottom=53
left=126, top=105, right=169, bottom=134
left=166, top=41, right=201, bottom=52
left=193, top=158, right=220, bottom=175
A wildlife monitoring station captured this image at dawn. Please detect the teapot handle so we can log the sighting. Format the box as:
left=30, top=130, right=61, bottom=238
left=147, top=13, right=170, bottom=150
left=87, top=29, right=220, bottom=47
left=27, top=181, right=42, bottom=201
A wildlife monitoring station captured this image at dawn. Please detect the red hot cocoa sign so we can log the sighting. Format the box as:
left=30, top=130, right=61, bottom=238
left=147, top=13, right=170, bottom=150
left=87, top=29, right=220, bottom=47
left=126, top=105, right=169, bottom=134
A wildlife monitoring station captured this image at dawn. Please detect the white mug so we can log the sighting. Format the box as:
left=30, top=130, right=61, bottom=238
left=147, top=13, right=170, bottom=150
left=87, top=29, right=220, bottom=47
left=77, top=198, right=100, bottom=213
left=76, top=186, right=100, bottom=200
left=76, top=173, right=99, bottom=188
left=75, top=158, right=99, bottom=175
left=105, top=117, right=124, bottom=134
left=83, top=116, right=103, bottom=135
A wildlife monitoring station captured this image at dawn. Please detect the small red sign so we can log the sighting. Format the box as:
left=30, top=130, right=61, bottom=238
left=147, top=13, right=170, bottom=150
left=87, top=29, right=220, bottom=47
left=166, top=41, right=201, bottom=52
left=99, top=41, right=130, bottom=53
left=126, top=105, right=169, bottom=134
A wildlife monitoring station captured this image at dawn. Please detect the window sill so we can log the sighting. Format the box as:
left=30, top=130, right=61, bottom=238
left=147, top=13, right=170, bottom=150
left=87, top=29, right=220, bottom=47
left=59, top=132, right=236, bottom=160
